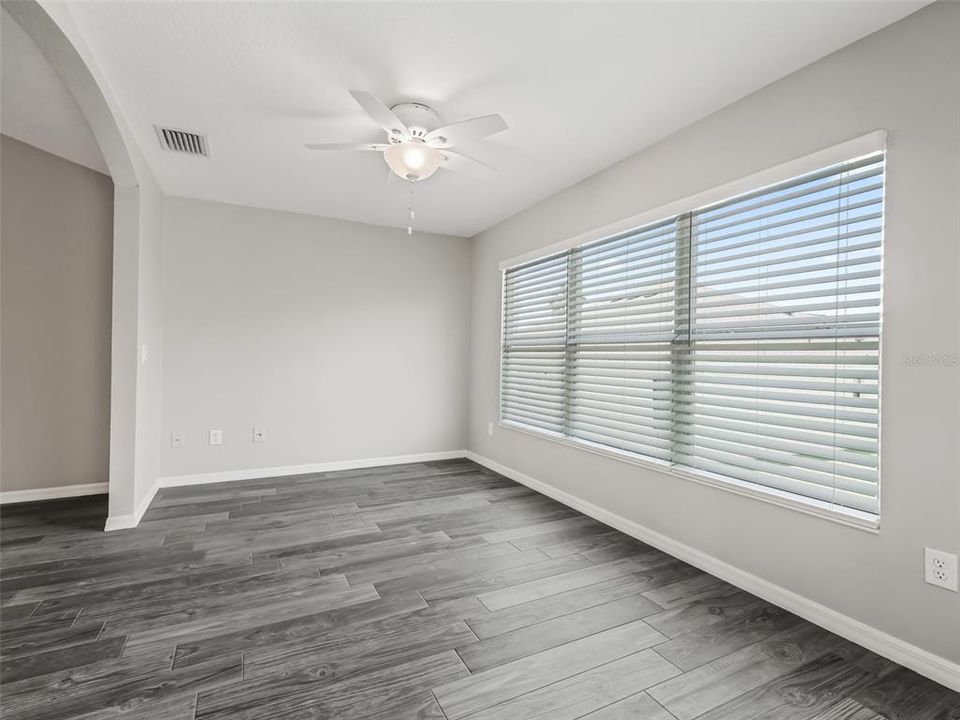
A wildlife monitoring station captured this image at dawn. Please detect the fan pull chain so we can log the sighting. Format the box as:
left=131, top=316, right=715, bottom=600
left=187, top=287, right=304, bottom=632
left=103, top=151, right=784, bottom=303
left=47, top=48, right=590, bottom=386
left=407, top=184, right=416, bottom=235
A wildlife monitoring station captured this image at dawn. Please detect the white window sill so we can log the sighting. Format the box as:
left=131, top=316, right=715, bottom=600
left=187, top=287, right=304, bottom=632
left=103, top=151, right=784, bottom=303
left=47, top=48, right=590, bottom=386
left=498, top=420, right=880, bottom=533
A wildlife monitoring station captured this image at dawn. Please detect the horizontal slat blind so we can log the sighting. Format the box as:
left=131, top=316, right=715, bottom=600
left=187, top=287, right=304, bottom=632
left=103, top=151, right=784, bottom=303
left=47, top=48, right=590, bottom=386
left=676, top=153, right=883, bottom=514
left=500, top=151, right=884, bottom=517
left=501, top=253, right=568, bottom=434
left=567, top=219, right=680, bottom=461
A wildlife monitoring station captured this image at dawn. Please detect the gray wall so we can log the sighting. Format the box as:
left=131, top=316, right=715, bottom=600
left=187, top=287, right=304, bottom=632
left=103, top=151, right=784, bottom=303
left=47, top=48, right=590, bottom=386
left=160, top=197, right=470, bottom=477
left=1, top=134, right=113, bottom=492
left=468, top=2, right=960, bottom=663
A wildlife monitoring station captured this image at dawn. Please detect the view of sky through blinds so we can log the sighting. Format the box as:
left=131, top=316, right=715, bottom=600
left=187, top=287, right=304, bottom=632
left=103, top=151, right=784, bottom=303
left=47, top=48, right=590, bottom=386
left=501, top=152, right=884, bottom=516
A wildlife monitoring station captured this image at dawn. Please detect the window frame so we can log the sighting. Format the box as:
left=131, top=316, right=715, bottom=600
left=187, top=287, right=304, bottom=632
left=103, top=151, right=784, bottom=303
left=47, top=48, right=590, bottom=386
left=498, top=132, right=886, bottom=531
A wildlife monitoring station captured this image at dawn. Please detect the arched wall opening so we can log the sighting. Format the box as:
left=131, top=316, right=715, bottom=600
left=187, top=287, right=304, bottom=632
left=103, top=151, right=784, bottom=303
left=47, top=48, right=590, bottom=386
left=2, top=0, right=165, bottom=529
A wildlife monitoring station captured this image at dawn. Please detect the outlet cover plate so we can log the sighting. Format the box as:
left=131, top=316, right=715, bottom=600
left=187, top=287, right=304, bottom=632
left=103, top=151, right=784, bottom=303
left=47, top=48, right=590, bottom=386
left=208, top=429, right=223, bottom=446
left=925, top=547, right=958, bottom=591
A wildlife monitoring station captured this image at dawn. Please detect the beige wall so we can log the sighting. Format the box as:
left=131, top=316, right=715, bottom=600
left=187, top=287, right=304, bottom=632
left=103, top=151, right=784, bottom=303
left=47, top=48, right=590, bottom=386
left=469, top=2, right=960, bottom=664
left=1, top=134, right=113, bottom=492
left=160, top=197, right=470, bottom=477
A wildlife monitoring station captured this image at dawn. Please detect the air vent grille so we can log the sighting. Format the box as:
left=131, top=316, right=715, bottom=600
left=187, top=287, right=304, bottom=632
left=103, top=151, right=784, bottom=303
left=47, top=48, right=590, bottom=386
left=155, top=126, right=208, bottom=156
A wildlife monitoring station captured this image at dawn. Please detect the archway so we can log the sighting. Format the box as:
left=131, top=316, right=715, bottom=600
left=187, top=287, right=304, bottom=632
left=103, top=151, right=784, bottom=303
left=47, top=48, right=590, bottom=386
left=3, top=0, right=163, bottom=529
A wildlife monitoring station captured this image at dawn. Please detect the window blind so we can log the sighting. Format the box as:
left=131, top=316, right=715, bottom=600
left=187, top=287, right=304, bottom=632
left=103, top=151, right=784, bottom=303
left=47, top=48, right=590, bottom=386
left=676, top=154, right=883, bottom=514
left=501, top=252, right=568, bottom=434
left=567, top=218, right=681, bottom=462
left=500, top=151, right=884, bottom=517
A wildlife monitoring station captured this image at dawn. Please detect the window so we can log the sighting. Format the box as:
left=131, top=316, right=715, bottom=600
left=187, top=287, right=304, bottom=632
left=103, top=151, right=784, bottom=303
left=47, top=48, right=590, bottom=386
left=501, top=151, right=884, bottom=519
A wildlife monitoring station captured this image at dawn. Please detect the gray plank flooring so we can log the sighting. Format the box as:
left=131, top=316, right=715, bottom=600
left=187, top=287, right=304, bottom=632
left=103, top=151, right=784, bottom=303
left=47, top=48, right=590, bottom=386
left=0, top=458, right=956, bottom=719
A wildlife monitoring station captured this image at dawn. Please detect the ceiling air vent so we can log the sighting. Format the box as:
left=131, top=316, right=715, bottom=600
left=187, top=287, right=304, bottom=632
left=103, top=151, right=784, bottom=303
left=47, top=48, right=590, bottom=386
left=155, top=126, right=209, bottom=157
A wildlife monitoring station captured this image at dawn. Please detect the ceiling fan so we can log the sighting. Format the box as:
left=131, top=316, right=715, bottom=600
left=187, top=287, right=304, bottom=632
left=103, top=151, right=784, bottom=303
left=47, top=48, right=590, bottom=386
left=306, top=90, right=508, bottom=183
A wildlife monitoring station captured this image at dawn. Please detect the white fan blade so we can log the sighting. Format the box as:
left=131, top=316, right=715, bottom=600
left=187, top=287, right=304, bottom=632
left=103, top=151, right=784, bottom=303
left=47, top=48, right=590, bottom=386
left=349, top=90, right=409, bottom=139
left=304, top=143, right=388, bottom=151
left=440, top=149, right=497, bottom=172
left=426, top=114, right=507, bottom=148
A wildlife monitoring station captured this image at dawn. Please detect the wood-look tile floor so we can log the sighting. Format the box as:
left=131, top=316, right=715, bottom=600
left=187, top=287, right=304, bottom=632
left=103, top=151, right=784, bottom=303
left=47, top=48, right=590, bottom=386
left=0, top=459, right=957, bottom=719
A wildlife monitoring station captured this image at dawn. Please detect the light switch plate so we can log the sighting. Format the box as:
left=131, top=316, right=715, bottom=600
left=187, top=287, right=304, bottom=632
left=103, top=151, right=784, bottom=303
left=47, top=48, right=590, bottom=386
left=208, top=429, right=223, bottom=446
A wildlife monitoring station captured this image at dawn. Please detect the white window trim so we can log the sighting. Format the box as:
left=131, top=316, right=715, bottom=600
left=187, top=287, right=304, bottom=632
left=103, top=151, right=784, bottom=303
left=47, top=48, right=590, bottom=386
left=497, top=131, right=887, bottom=532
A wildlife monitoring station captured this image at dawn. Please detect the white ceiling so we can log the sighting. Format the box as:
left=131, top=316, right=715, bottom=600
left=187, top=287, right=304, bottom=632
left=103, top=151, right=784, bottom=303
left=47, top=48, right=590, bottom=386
left=1, top=8, right=107, bottom=174
left=65, top=1, right=925, bottom=237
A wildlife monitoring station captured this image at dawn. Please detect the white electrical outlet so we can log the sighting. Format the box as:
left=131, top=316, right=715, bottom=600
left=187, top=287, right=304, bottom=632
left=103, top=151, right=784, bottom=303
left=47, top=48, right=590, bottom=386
left=925, top=547, right=958, bottom=591
left=170, top=432, right=184, bottom=448
left=252, top=427, right=265, bottom=443
left=488, top=421, right=494, bottom=436
left=208, top=429, right=223, bottom=446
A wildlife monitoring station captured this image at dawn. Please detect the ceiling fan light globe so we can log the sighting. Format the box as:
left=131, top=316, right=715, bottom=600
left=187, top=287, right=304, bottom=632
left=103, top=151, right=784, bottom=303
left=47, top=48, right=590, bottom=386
left=384, top=142, right=442, bottom=182
left=404, top=145, right=427, bottom=169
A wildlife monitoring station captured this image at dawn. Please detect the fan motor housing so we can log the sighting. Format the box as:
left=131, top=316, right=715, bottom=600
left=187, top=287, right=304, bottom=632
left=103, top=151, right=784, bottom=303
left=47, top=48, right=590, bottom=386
left=389, top=102, right=439, bottom=141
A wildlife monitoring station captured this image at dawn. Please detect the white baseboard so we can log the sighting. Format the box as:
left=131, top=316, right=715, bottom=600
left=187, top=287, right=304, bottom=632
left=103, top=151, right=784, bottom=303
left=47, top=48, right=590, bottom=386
left=104, top=450, right=467, bottom=532
left=104, top=480, right=160, bottom=532
left=0, top=482, right=108, bottom=505
left=464, top=450, right=960, bottom=692
left=157, top=450, right=468, bottom=488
